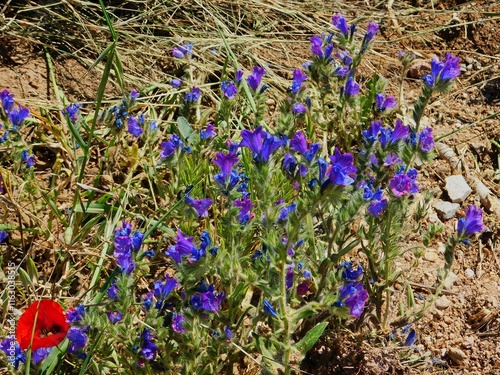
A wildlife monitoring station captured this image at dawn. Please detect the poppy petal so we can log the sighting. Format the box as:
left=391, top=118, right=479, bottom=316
left=16, top=300, right=70, bottom=350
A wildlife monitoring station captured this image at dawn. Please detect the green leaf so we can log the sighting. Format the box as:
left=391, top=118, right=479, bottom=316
left=177, top=116, right=194, bottom=141
left=293, top=322, right=328, bottom=356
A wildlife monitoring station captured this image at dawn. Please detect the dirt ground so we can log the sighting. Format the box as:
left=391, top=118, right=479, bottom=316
left=1, top=0, right=499, bottom=374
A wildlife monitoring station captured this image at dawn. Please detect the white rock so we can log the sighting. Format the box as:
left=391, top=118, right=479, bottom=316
left=443, top=271, right=459, bottom=289
left=464, top=268, right=475, bottom=278
left=433, top=200, right=460, bottom=219
left=435, top=296, right=451, bottom=310
left=445, top=175, right=472, bottom=203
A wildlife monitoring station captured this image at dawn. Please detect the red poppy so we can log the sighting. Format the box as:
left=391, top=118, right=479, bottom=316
left=16, top=299, right=70, bottom=350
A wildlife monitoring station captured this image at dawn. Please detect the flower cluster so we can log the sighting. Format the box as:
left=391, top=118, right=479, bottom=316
left=113, top=221, right=145, bottom=274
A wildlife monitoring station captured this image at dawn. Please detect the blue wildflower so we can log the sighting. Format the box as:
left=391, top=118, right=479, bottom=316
left=66, top=304, right=85, bottom=323
left=290, top=69, right=307, bottom=94
left=290, top=131, right=321, bottom=162
left=172, top=313, right=186, bottom=333
left=170, top=78, right=182, bottom=88
left=240, top=126, right=284, bottom=163
left=172, top=43, right=193, bottom=59
left=21, top=149, right=36, bottom=167
left=185, top=87, right=201, bottom=103
left=127, top=116, right=144, bottom=138
left=334, top=282, right=369, bottom=318
left=63, top=103, right=81, bottom=121
left=9, top=105, right=30, bottom=129
left=165, top=230, right=196, bottom=263
left=418, top=127, right=434, bottom=152
left=327, top=148, right=357, bottom=187
left=233, top=198, right=253, bottom=225
left=67, top=326, right=87, bottom=354
left=221, top=81, right=238, bottom=99
left=106, top=311, right=123, bottom=325
left=247, top=66, right=266, bottom=91
left=457, top=205, right=486, bottom=237
left=332, top=13, right=349, bottom=36
left=343, top=77, right=360, bottom=97
left=0, top=89, right=15, bottom=113
left=263, top=299, right=278, bottom=318
left=185, top=195, right=213, bottom=217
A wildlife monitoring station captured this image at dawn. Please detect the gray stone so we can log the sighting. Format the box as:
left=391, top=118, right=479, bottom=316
left=435, top=296, right=451, bottom=310
left=443, top=271, right=459, bottom=289
left=445, top=175, right=472, bottom=203
left=433, top=199, right=460, bottom=219
left=447, top=347, right=467, bottom=364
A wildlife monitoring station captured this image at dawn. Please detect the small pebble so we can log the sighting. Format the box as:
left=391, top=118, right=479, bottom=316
left=444, top=271, right=459, bottom=289
left=436, top=296, right=451, bottom=310
left=464, top=269, right=475, bottom=278
left=424, top=251, right=439, bottom=262
left=448, top=347, right=467, bottom=364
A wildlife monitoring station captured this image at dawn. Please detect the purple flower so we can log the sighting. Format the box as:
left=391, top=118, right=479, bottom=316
left=106, top=311, right=123, bottom=324
left=375, top=93, right=396, bottom=112
left=364, top=21, right=379, bottom=43
left=291, top=69, right=307, bottom=94
left=213, top=151, right=240, bottom=187
left=200, top=123, right=217, bottom=140
left=310, top=35, right=324, bottom=57
left=240, top=126, right=284, bottom=163
left=328, top=148, right=357, bottom=186
left=457, top=205, right=486, bottom=237
left=291, top=101, right=307, bottom=114
left=131, top=231, right=144, bottom=251
left=67, top=327, right=87, bottom=354
left=336, top=282, right=369, bottom=318
left=0, top=89, right=15, bottom=113
left=340, top=262, right=364, bottom=281
left=263, top=299, right=278, bottom=318
left=63, top=103, right=81, bottom=121
left=116, top=253, right=135, bottom=274
left=127, top=116, right=144, bottom=138
left=419, top=127, right=434, bottom=152
left=172, top=313, right=186, bottom=333
left=142, top=291, right=153, bottom=310
left=362, top=121, right=382, bottom=143
left=170, top=78, right=182, bottom=88
left=130, top=89, right=139, bottom=100
left=107, top=279, right=119, bottom=300
left=383, top=152, right=401, bottom=166
left=290, top=131, right=321, bottom=162
left=224, top=326, right=233, bottom=340
left=391, top=120, right=409, bottom=143
left=191, top=284, right=225, bottom=313
left=9, top=105, right=30, bottom=129
left=66, top=304, right=85, bottom=323
left=139, top=328, right=157, bottom=361
left=283, top=153, right=298, bottom=175
left=336, top=66, right=350, bottom=78
left=389, top=173, right=411, bottom=197
left=235, top=70, right=244, bottom=83
left=21, top=149, right=36, bottom=167
left=221, top=81, right=238, bottom=99
left=332, top=13, right=349, bottom=36
left=344, top=77, right=360, bottom=97
left=33, top=347, right=51, bottom=364
left=153, top=275, right=178, bottom=309
left=286, top=264, right=295, bottom=289
left=0, top=230, right=7, bottom=243
left=185, top=86, right=201, bottom=103
left=0, top=337, right=26, bottom=368
left=423, top=54, right=461, bottom=87
left=389, top=169, right=418, bottom=197
left=336, top=50, right=353, bottom=66
left=185, top=195, right=213, bottom=217
left=166, top=230, right=196, bottom=263
left=172, top=43, right=193, bottom=59
left=160, top=134, right=184, bottom=159
left=247, top=66, right=266, bottom=91
left=234, top=198, right=253, bottom=225
left=368, top=199, right=387, bottom=217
